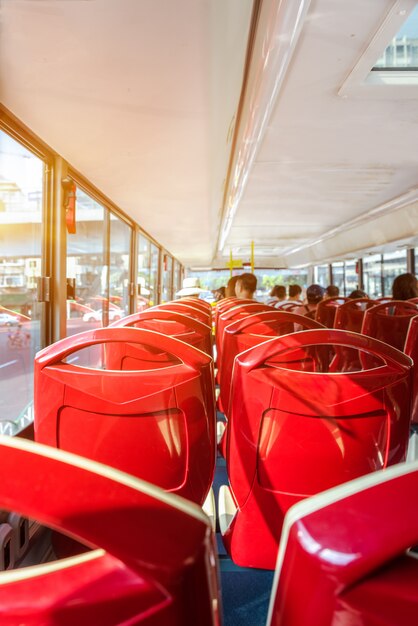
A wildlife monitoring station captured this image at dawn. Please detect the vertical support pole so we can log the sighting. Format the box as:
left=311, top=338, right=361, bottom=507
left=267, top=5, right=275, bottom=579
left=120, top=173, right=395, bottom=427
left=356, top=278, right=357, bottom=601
left=51, top=156, right=68, bottom=342
left=230, top=249, right=233, bottom=278
left=251, top=241, right=254, bottom=273
left=130, top=227, right=138, bottom=315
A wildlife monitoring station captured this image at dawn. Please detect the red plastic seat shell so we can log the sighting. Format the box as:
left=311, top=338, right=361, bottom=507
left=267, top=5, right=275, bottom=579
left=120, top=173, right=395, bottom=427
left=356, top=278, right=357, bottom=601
left=361, top=300, right=418, bottom=351
left=315, top=297, right=349, bottom=328
left=153, top=302, right=210, bottom=325
left=219, top=310, right=325, bottom=419
left=34, top=327, right=216, bottom=506
left=0, top=436, right=220, bottom=626
left=222, top=329, right=412, bottom=569
left=334, top=298, right=377, bottom=333
left=268, top=462, right=418, bottom=626
left=110, top=308, right=213, bottom=356
left=216, top=303, right=273, bottom=377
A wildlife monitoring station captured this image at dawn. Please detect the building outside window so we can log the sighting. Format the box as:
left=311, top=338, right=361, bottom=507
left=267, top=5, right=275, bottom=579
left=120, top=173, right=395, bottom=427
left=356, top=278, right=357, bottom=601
left=382, top=250, right=407, bottom=296
left=0, top=129, right=45, bottom=433
left=363, top=254, right=383, bottom=299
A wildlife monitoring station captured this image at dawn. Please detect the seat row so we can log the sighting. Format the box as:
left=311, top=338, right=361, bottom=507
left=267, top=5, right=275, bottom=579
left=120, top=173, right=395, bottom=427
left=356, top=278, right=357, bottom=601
left=10, top=295, right=416, bottom=623
left=0, top=435, right=416, bottom=625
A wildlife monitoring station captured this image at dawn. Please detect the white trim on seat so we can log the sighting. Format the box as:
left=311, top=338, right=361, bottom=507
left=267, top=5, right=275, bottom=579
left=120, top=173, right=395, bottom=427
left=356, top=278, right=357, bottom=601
left=266, top=460, right=418, bottom=625
left=217, top=421, right=226, bottom=444
left=202, top=487, right=216, bottom=531
left=406, top=431, right=418, bottom=463
left=218, top=485, right=237, bottom=535
left=0, top=435, right=209, bottom=525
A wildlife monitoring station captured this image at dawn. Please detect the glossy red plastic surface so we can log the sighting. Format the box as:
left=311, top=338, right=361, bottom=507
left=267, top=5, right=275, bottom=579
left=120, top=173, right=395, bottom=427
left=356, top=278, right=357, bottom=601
left=154, top=302, right=210, bottom=325
left=0, top=436, right=220, bottom=626
left=216, top=303, right=273, bottom=379
left=361, top=300, right=418, bottom=351
left=219, top=311, right=324, bottom=419
left=315, top=297, right=349, bottom=328
left=268, top=462, right=418, bottom=626
left=332, top=299, right=378, bottom=371
left=179, top=297, right=213, bottom=315
left=404, top=314, right=418, bottom=425
left=334, top=298, right=377, bottom=332
left=35, top=327, right=216, bottom=505
left=110, top=308, right=212, bottom=356
left=214, top=298, right=254, bottom=332
left=222, top=329, right=412, bottom=569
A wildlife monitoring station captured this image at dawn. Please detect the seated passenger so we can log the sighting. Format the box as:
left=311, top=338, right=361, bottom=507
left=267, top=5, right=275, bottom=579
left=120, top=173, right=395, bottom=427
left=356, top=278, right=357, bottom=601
left=348, top=289, right=368, bottom=299
left=225, top=275, right=240, bottom=298
left=266, top=285, right=286, bottom=306
left=213, top=286, right=226, bottom=301
left=175, top=277, right=205, bottom=299
left=392, top=272, right=418, bottom=300
left=235, top=273, right=257, bottom=300
left=293, top=284, right=325, bottom=319
left=288, top=283, right=303, bottom=302
left=325, top=284, right=339, bottom=297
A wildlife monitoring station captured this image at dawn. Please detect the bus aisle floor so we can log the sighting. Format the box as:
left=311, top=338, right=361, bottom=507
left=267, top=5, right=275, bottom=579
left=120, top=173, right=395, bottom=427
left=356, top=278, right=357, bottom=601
left=213, top=416, right=274, bottom=626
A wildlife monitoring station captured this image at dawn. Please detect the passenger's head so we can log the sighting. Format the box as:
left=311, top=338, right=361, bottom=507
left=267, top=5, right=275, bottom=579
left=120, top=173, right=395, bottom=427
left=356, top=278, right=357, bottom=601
left=288, top=284, right=302, bottom=300
left=235, top=273, right=257, bottom=299
left=213, top=286, right=225, bottom=301
left=225, top=275, right=240, bottom=298
left=270, top=285, right=286, bottom=300
left=325, top=284, right=339, bottom=297
left=348, top=289, right=368, bottom=299
left=392, top=273, right=418, bottom=300
left=306, top=284, right=325, bottom=304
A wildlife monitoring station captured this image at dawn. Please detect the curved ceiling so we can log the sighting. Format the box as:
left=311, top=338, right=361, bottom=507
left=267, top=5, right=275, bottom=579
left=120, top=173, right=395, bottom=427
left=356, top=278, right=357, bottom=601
left=2, top=0, right=418, bottom=269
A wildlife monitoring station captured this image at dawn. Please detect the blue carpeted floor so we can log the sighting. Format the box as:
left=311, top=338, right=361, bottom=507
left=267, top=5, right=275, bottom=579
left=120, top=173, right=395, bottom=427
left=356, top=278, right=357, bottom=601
left=213, top=420, right=274, bottom=626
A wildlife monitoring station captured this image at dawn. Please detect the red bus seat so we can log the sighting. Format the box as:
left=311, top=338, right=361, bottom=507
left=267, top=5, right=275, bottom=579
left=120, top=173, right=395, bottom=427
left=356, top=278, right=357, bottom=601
left=216, top=303, right=273, bottom=381
left=219, top=311, right=325, bottom=419
left=404, top=314, right=418, bottom=428
left=334, top=298, right=377, bottom=333
left=315, top=297, right=349, bottom=328
left=361, top=300, right=418, bottom=351
left=154, top=302, right=211, bottom=325
left=267, top=461, right=418, bottom=626
left=34, top=327, right=216, bottom=506
left=214, top=298, right=253, bottom=338
left=219, top=329, right=412, bottom=569
left=332, top=298, right=378, bottom=371
left=0, top=436, right=220, bottom=626
left=110, top=308, right=213, bottom=356
left=179, top=296, right=213, bottom=315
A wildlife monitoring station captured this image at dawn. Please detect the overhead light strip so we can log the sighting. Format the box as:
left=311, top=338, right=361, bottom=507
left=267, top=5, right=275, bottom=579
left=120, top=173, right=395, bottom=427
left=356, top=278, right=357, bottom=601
left=285, top=186, right=418, bottom=256
left=216, top=0, right=312, bottom=253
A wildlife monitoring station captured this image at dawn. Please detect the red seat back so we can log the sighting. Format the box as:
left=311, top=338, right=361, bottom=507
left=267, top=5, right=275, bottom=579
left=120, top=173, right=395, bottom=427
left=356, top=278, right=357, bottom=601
left=223, top=329, right=412, bottom=569
left=152, top=302, right=210, bottom=325
left=315, top=297, right=349, bottom=328
left=404, top=314, right=418, bottom=425
left=110, top=308, right=212, bottom=356
left=219, top=311, right=324, bottom=418
left=216, top=303, right=273, bottom=376
left=0, top=436, right=220, bottom=626
left=268, top=461, right=418, bottom=626
left=34, top=328, right=215, bottom=505
left=332, top=299, right=378, bottom=371
left=180, top=297, right=213, bottom=314
left=334, top=298, right=377, bottom=332
left=214, top=297, right=253, bottom=332
left=362, top=300, right=418, bottom=351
